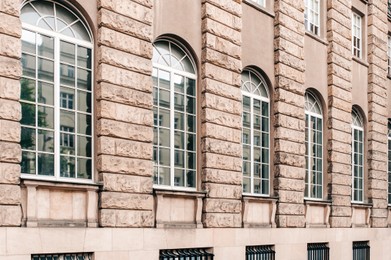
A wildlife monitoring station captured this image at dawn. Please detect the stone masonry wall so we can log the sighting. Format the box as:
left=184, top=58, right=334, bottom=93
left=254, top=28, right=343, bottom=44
left=96, top=0, right=155, bottom=227
left=0, top=0, right=22, bottom=226
left=201, top=0, right=243, bottom=228
left=273, top=0, right=306, bottom=227
left=367, top=0, right=388, bottom=227
left=326, top=0, right=353, bottom=228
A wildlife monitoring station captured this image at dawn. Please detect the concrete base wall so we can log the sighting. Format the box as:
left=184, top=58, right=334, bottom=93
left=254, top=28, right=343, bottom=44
left=1, top=227, right=390, bottom=259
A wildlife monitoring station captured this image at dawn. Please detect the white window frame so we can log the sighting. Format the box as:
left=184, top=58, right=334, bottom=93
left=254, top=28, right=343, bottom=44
left=241, top=69, right=270, bottom=196
left=351, top=109, right=364, bottom=203
left=352, top=12, right=362, bottom=58
left=249, top=0, right=266, bottom=7
left=152, top=40, right=197, bottom=191
left=304, top=0, right=320, bottom=36
left=20, top=0, right=94, bottom=184
left=304, top=92, right=323, bottom=200
left=388, top=35, right=391, bottom=76
left=388, top=120, right=391, bottom=205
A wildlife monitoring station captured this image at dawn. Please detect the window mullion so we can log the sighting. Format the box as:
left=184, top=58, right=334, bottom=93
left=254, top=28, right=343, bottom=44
left=170, top=71, right=175, bottom=187
left=308, top=114, right=313, bottom=198
left=54, top=36, right=61, bottom=179
left=250, top=96, right=254, bottom=194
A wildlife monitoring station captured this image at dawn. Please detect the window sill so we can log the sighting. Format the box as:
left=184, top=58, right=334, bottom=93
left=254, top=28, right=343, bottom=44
left=352, top=56, right=369, bottom=67
left=21, top=178, right=100, bottom=191
left=305, top=31, right=328, bottom=46
left=351, top=201, right=372, bottom=208
left=304, top=198, right=332, bottom=205
left=153, top=188, right=206, bottom=198
left=242, top=194, right=278, bottom=201
left=243, top=0, right=275, bottom=18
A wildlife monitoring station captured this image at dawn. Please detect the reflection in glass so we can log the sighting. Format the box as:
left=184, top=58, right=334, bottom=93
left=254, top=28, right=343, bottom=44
left=21, top=103, right=36, bottom=126
left=77, top=46, right=91, bottom=69
left=38, top=82, right=54, bottom=105
left=38, top=58, right=54, bottom=82
left=78, top=90, right=91, bottom=112
left=174, top=169, right=184, bottom=186
left=77, top=68, right=91, bottom=90
left=37, top=34, right=54, bottom=58
left=60, top=64, right=75, bottom=86
left=77, top=113, right=91, bottom=135
left=22, top=54, right=36, bottom=78
left=77, top=136, right=91, bottom=157
left=38, top=129, right=54, bottom=152
left=21, top=127, right=36, bottom=150
left=60, top=155, right=75, bottom=177
left=38, top=153, right=54, bottom=176
left=22, top=30, right=36, bottom=54
left=22, top=151, right=36, bottom=174
left=77, top=158, right=92, bottom=179
left=60, top=41, right=75, bottom=64
left=38, top=106, right=54, bottom=129
left=21, top=78, right=36, bottom=102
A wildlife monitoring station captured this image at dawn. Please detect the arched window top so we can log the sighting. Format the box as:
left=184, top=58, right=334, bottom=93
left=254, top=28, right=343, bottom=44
left=305, top=92, right=322, bottom=115
left=241, top=69, right=268, bottom=98
left=21, top=0, right=92, bottom=42
left=152, top=40, right=196, bottom=74
left=352, top=109, right=364, bottom=128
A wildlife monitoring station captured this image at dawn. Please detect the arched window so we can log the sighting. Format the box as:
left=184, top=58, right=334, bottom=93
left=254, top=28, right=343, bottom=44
left=20, top=0, right=93, bottom=181
left=352, top=108, right=364, bottom=202
left=152, top=39, right=197, bottom=188
left=241, top=69, right=270, bottom=195
left=304, top=92, right=323, bottom=199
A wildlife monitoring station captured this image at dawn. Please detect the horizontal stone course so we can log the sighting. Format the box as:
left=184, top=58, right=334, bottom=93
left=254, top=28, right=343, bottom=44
left=202, top=3, right=241, bottom=31
left=101, top=173, right=152, bottom=193
left=0, top=13, right=21, bottom=38
left=202, top=108, right=241, bottom=129
left=0, top=184, right=20, bottom=204
left=201, top=138, right=241, bottom=157
left=202, top=212, right=241, bottom=228
left=0, top=34, right=20, bottom=59
left=203, top=198, right=241, bottom=213
left=202, top=19, right=241, bottom=46
left=202, top=152, right=241, bottom=172
left=0, top=205, right=21, bottom=226
left=97, top=118, right=152, bottom=143
left=0, top=120, right=20, bottom=142
left=97, top=155, right=152, bottom=177
left=201, top=123, right=241, bottom=143
left=201, top=168, right=242, bottom=185
left=99, top=0, right=152, bottom=24
left=101, top=192, right=153, bottom=210
left=0, top=142, right=20, bottom=163
left=98, top=136, right=152, bottom=159
left=202, top=183, right=241, bottom=199
left=100, top=209, right=154, bottom=227
left=0, top=163, right=19, bottom=184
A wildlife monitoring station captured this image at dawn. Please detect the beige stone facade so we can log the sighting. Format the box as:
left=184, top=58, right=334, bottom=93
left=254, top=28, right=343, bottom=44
left=1, top=0, right=391, bottom=259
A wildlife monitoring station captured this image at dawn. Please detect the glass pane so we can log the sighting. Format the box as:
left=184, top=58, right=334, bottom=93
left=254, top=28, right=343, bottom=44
left=21, top=127, right=36, bottom=150
left=38, top=58, right=54, bottom=82
left=37, top=106, right=53, bottom=129
left=21, top=151, right=36, bottom=174
left=21, top=103, right=36, bottom=126
left=61, top=110, right=75, bottom=129
left=60, top=87, right=75, bottom=109
left=242, top=128, right=250, bottom=144
left=254, top=179, right=261, bottom=194
left=37, top=82, right=54, bottom=105
left=78, top=90, right=92, bottom=113
left=22, top=30, right=36, bottom=54
left=78, top=158, right=92, bottom=179
left=262, top=149, right=269, bottom=163
left=187, top=97, right=195, bottom=114
left=187, top=115, right=196, bottom=133
left=153, top=87, right=158, bottom=106
left=187, top=170, right=196, bottom=187
left=174, top=112, right=184, bottom=130
left=22, top=53, right=36, bottom=78
left=20, top=78, right=36, bottom=102
left=60, top=64, right=75, bottom=87
left=38, top=153, right=54, bottom=176
left=37, top=129, right=54, bottom=153
left=60, top=156, right=75, bottom=178
left=159, top=70, right=170, bottom=89
left=77, top=113, right=91, bottom=135
left=262, top=165, right=269, bottom=179
left=243, top=112, right=250, bottom=128
left=159, top=148, right=170, bottom=166
left=254, top=115, right=261, bottom=129
left=262, top=180, right=269, bottom=194
left=159, top=128, right=170, bottom=147
left=174, top=150, right=184, bottom=167
left=60, top=41, right=75, bottom=64
left=186, top=78, right=196, bottom=96
left=174, top=131, right=184, bottom=149
left=243, top=145, right=250, bottom=160
left=77, top=46, right=92, bottom=69
left=60, top=132, right=75, bottom=155
left=37, top=34, right=54, bottom=59
left=159, top=89, right=170, bottom=108
left=152, top=69, right=158, bottom=87
left=174, top=93, right=184, bottom=111
left=77, top=68, right=91, bottom=90
left=253, top=99, right=261, bottom=115
left=254, top=163, right=261, bottom=178
left=254, top=147, right=261, bottom=162
left=243, top=96, right=250, bottom=112
left=262, top=117, right=269, bottom=132
left=71, top=21, right=90, bottom=41
left=159, top=167, right=170, bottom=185
left=254, top=130, right=261, bottom=146
left=77, top=136, right=92, bottom=157
left=187, top=152, right=196, bottom=170
left=153, top=128, right=158, bottom=145
left=21, top=4, right=40, bottom=26
left=243, top=161, right=250, bottom=177
left=174, top=75, right=184, bottom=93
left=159, top=109, right=170, bottom=128
left=186, top=134, right=195, bottom=151
left=262, top=102, right=269, bottom=116
left=243, top=177, right=250, bottom=193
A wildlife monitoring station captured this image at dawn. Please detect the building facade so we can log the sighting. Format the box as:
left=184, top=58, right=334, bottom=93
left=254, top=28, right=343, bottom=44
left=1, top=0, right=391, bottom=259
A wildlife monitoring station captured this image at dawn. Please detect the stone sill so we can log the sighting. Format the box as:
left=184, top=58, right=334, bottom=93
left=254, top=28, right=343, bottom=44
left=153, top=188, right=206, bottom=198
left=243, top=0, right=275, bottom=18
left=242, top=194, right=278, bottom=202
left=305, top=31, right=328, bottom=46
left=351, top=202, right=372, bottom=208
left=352, top=56, right=369, bottom=68
left=304, top=199, right=332, bottom=206
left=22, top=179, right=100, bottom=191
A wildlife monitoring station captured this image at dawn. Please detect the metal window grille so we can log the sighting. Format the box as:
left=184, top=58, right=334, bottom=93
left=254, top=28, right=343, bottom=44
left=246, top=245, right=275, bottom=260
left=307, top=243, right=329, bottom=260
left=31, top=253, right=93, bottom=260
left=159, top=248, right=214, bottom=260
left=353, top=241, right=370, bottom=260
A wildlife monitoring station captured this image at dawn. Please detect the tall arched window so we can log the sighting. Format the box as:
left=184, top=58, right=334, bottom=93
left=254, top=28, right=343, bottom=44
left=352, top=108, right=364, bottom=202
left=152, top=39, right=197, bottom=188
left=304, top=92, right=323, bottom=199
left=20, top=0, right=93, bottom=181
left=241, top=69, right=270, bottom=195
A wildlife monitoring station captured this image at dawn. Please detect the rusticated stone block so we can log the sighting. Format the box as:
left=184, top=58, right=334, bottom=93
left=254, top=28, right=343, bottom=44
left=331, top=206, right=351, bottom=217
left=0, top=163, right=19, bottom=184
left=97, top=100, right=152, bottom=126
left=202, top=47, right=241, bottom=73
left=201, top=138, right=241, bottom=157
left=202, top=63, right=241, bottom=86
left=0, top=56, right=21, bottom=80
left=98, top=63, right=152, bottom=92
left=331, top=195, right=351, bottom=206
left=99, top=0, right=152, bottom=24
left=202, top=34, right=241, bottom=59
left=371, top=218, right=387, bottom=228
left=202, top=108, right=241, bottom=129
left=274, top=178, right=305, bottom=192
left=203, top=198, right=241, bottom=213
left=329, top=216, right=351, bottom=228
left=100, top=209, right=154, bottom=227
left=278, top=190, right=303, bottom=204
left=99, top=9, right=152, bottom=41
left=0, top=13, right=21, bottom=38
left=97, top=155, right=152, bottom=177
left=275, top=127, right=305, bottom=143
left=0, top=184, right=20, bottom=204
left=202, top=152, right=241, bottom=171
left=97, top=118, right=152, bottom=142
left=101, top=173, right=152, bottom=193
left=204, top=0, right=241, bottom=16
left=202, top=183, right=241, bottom=199
left=202, top=168, right=242, bottom=185
left=277, top=215, right=306, bottom=228
left=0, top=0, right=19, bottom=16
left=202, top=92, right=241, bottom=114
left=98, top=28, right=152, bottom=59
left=0, top=142, right=21, bottom=163
left=0, top=119, right=20, bottom=142
left=0, top=99, right=21, bottom=121
left=201, top=123, right=241, bottom=143
left=0, top=34, right=21, bottom=59
left=0, top=205, right=21, bottom=226
left=0, top=77, right=19, bottom=100
left=101, top=192, right=153, bottom=210
left=274, top=164, right=305, bottom=179
left=202, top=3, right=241, bottom=31
left=274, top=152, right=305, bottom=168
left=202, top=213, right=241, bottom=228
left=202, top=19, right=241, bottom=46
left=277, top=203, right=305, bottom=215
left=98, top=136, right=152, bottom=160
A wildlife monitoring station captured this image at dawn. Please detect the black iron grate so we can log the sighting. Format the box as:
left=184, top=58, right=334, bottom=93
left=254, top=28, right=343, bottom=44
left=246, top=245, right=275, bottom=260
left=353, top=241, right=370, bottom=260
left=307, top=243, right=329, bottom=260
left=159, top=248, right=214, bottom=260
